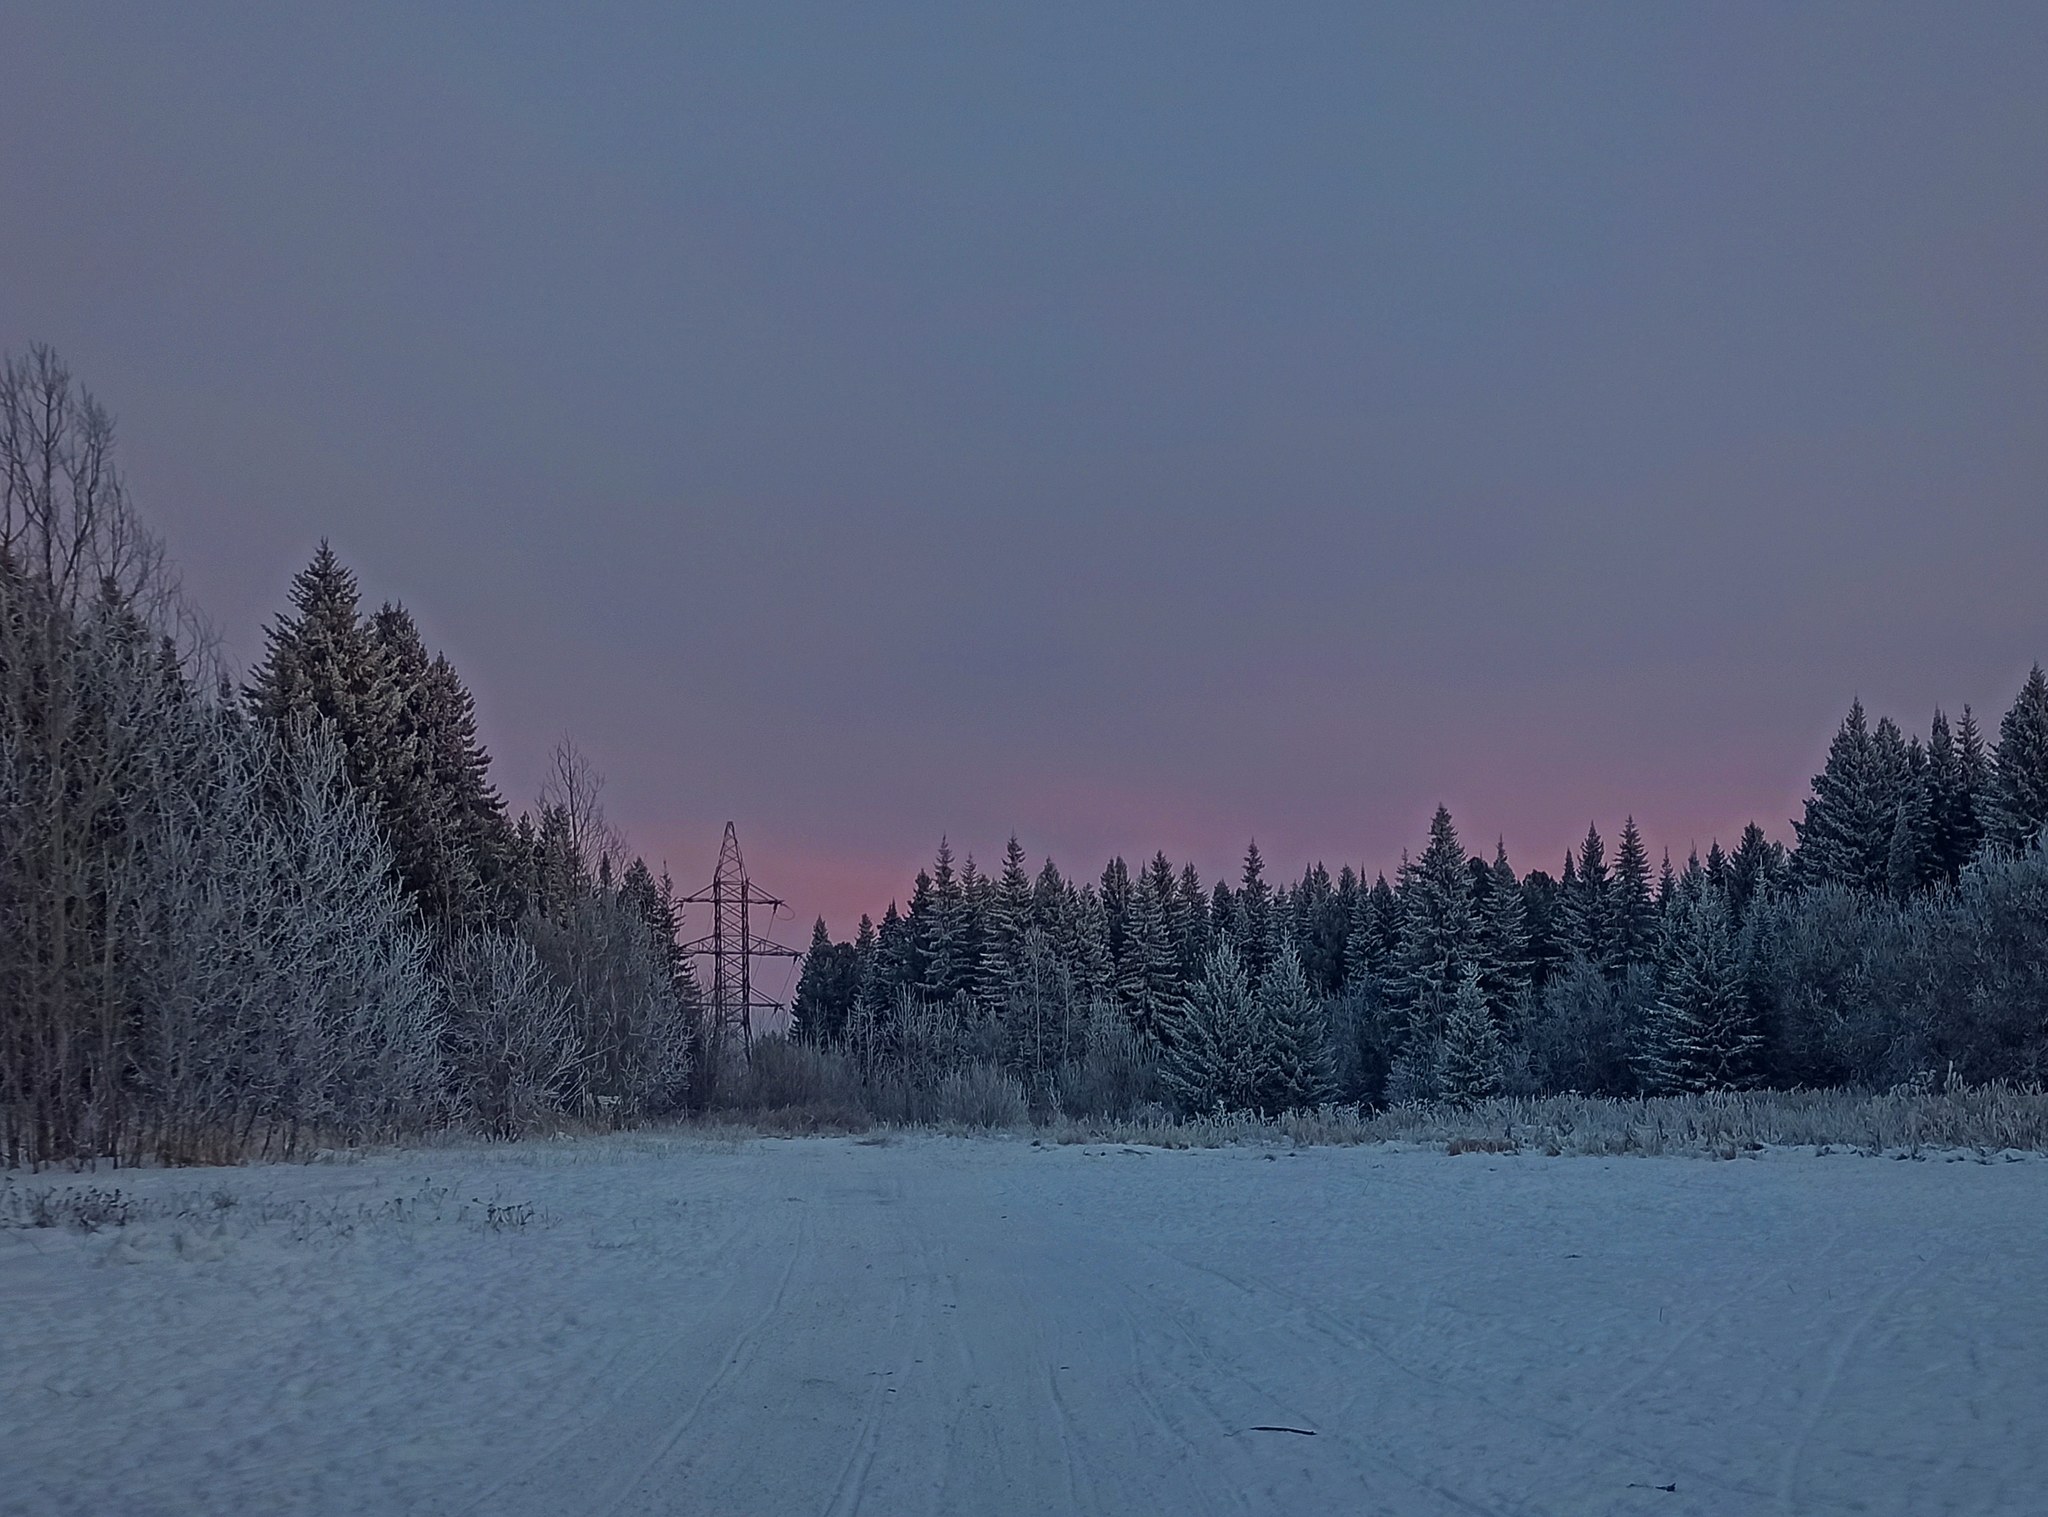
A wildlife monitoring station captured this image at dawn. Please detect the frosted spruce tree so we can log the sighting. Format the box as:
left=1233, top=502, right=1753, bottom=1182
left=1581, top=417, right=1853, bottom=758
left=1254, top=937, right=1334, bottom=1113
left=1637, top=886, right=1758, bottom=1092
left=1725, top=822, right=1785, bottom=923
left=1611, top=817, right=1658, bottom=968
left=1885, top=745, right=1937, bottom=898
left=979, top=834, right=1034, bottom=1005
left=1121, top=862, right=1183, bottom=1044
left=790, top=918, right=841, bottom=1043
left=1989, top=665, right=2048, bottom=854
left=1071, top=884, right=1115, bottom=1008
left=250, top=554, right=512, bottom=933
left=1099, top=855, right=1134, bottom=980
left=1926, top=709, right=1984, bottom=884
left=1174, top=861, right=1211, bottom=981
left=1233, top=841, right=1274, bottom=989
left=1438, top=968, right=1505, bottom=1106
left=917, top=840, right=970, bottom=1000
left=1793, top=701, right=1896, bottom=892
left=1161, top=941, right=1262, bottom=1114
left=245, top=542, right=394, bottom=798
left=1395, top=806, right=1474, bottom=1030
left=1564, top=823, right=1613, bottom=970
left=1473, top=840, right=1530, bottom=1020
left=367, top=604, right=512, bottom=929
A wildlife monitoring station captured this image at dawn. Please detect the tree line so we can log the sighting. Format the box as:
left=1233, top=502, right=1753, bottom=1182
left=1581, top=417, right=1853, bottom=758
left=7, top=343, right=2045, bottom=1161
left=792, top=683, right=2048, bottom=1116
left=1, top=347, right=700, bottom=1166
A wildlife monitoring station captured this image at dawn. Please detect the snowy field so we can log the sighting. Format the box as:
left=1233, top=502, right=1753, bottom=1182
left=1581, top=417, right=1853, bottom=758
left=4, top=1134, right=2045, bottom=1517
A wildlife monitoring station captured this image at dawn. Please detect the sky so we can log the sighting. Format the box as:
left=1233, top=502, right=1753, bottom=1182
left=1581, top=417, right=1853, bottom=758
left=5, top=4, right=2046, bottom=965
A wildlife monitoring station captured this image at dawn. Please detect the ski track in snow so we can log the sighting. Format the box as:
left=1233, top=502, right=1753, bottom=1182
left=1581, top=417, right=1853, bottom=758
left=3, top=1135, right=2045, bottom=1517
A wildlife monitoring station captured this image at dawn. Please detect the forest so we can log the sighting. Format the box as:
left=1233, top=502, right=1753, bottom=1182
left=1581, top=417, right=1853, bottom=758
left=5, top=344, right=2047, bottom=1167
left=788, top=691, right=2048, bottom=1122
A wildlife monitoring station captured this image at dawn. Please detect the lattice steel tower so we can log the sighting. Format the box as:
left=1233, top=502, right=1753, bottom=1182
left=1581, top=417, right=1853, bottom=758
left=677, top=823, right=801, bottom=1065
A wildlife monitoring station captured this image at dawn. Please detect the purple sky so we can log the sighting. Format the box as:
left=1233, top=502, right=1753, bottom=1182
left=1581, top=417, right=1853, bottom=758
left=6, top=5, right=2046, bottom=964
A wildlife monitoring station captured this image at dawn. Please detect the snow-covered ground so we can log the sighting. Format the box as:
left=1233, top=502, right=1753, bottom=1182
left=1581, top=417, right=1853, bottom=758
left=4, top=1134, right=2044, bottom=1517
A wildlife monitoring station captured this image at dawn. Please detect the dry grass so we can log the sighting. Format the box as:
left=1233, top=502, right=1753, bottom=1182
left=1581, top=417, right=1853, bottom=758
left=1035, top=1085, right=2048, bottom=1158
left=698, top=1040, right=2048, bottom=1159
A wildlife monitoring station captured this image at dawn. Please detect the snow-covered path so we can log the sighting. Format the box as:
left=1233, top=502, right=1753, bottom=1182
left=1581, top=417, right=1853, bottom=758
left=5, top=1134, right=2045, bottom=1516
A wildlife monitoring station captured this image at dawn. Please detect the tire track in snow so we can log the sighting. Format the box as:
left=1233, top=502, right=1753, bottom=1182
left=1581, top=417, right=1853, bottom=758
left=1110, top=1291, right=1248, bottom=1517
left=819, top=1162, right=925, bottom=1517
left=816, top=1277, right=909, bottom=1517
left=1535, top=1225, right=1831, bottom=1496
left=595, top=1201, right=813, bottom=1517
left=450, top=1213, right=758, bottom=1517
left=1146, top=1233, right=1784, bottom=1510
left=1112, top=1238, right=1506, bottom=1517
left=1777, top=1248, right=1946, bottom=1517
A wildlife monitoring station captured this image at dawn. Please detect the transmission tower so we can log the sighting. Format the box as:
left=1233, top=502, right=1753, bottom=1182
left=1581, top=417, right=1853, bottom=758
left=677, top=823, right=801, bottom=1065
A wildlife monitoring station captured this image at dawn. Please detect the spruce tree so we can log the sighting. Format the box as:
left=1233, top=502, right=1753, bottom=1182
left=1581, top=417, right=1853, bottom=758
left=1099, top=856, right=1133, bottom=978
left=1518, top=868, right=1561, bottom=992
left=1677, top=847, right=1707, bottom=906
left=620, top=857, right=688, bottom=994
left=1031, top=859, right=1072, bottom=974
left=1139, top=853, right=1173, bottom=913
left=1438, top=968, right=1505, bottom=1106
left=1564, top=824, right=1613, bottom=969
left=958, top=853, right=991, bottom=1003
left=1638, top=887, right=1758, bottom=1093
left=1725, top=822, right=1784, bottom=924
left=842, top=914, right=884, bottom=1070
left=1954, top=705, right=1992, bottom=864
left=876, top=900, right=916, bottom=999
left=424, top=653, right=512, bottom=914
left=1294, top=862, right=1347, bottom=995
left=1926, top=711, right=1973, bottom=884
left=1254, top=938, right=1335, bottom=1113
left=1988, top=664, right=2048, bottom=854
left=1071, top=885, right=1115, bottom=1007
left=1120, top=868, right=1180, bottom=1042
left=364, top=605, right=439, bottom=905
left=851, top=913, right=877, bottom=997
left=980, top=835, right=1034, bottom=1006
left=1343, top=874, right=1385, bottom=991
left=1160, top=942, right=1262, bottom=1115
left=1367, top=872, right=1399, bottom=966
left=363, top=604, right=514, bottom=930
left=1208, top=879, right=1235, bottom=949
left=1175, top=862, right=1210, bottom=982
left=1793, top=701, right=1891, bottom=892
left=249, top=550, right=527, bottom=929
left=1474, top=840, right=1530, bottom=1017
left=1610, top=817, right=1657, bottom=968
left=1395, top=807, right=1474, bottom=1033
left=1234, top=841, right=1273, bottom=987
left=1885, top=737, right=1937, bottom=896
left=1870, top=716, right=1915, bottom=850
left=791, top=918, right=840, bottom=1043
left=918, top=841, right=969, bottom=999
left=245, top=543, right=388, bottom=796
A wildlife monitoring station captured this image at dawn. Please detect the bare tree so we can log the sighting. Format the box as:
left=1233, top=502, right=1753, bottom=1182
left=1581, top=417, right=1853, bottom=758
left=0, top=346, right=192, bottom=1164
left=2, top=346, right=438, bottom=1165
left=539, top=737, right=625, bottom=877
left=440, top=930, right=581, bottom=1137
left=121, top=715, right=443, bottom=1161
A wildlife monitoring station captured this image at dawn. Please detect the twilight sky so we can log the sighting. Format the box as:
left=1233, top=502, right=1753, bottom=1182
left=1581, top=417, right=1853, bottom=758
left=5, top=4, right=2046, bottom=960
